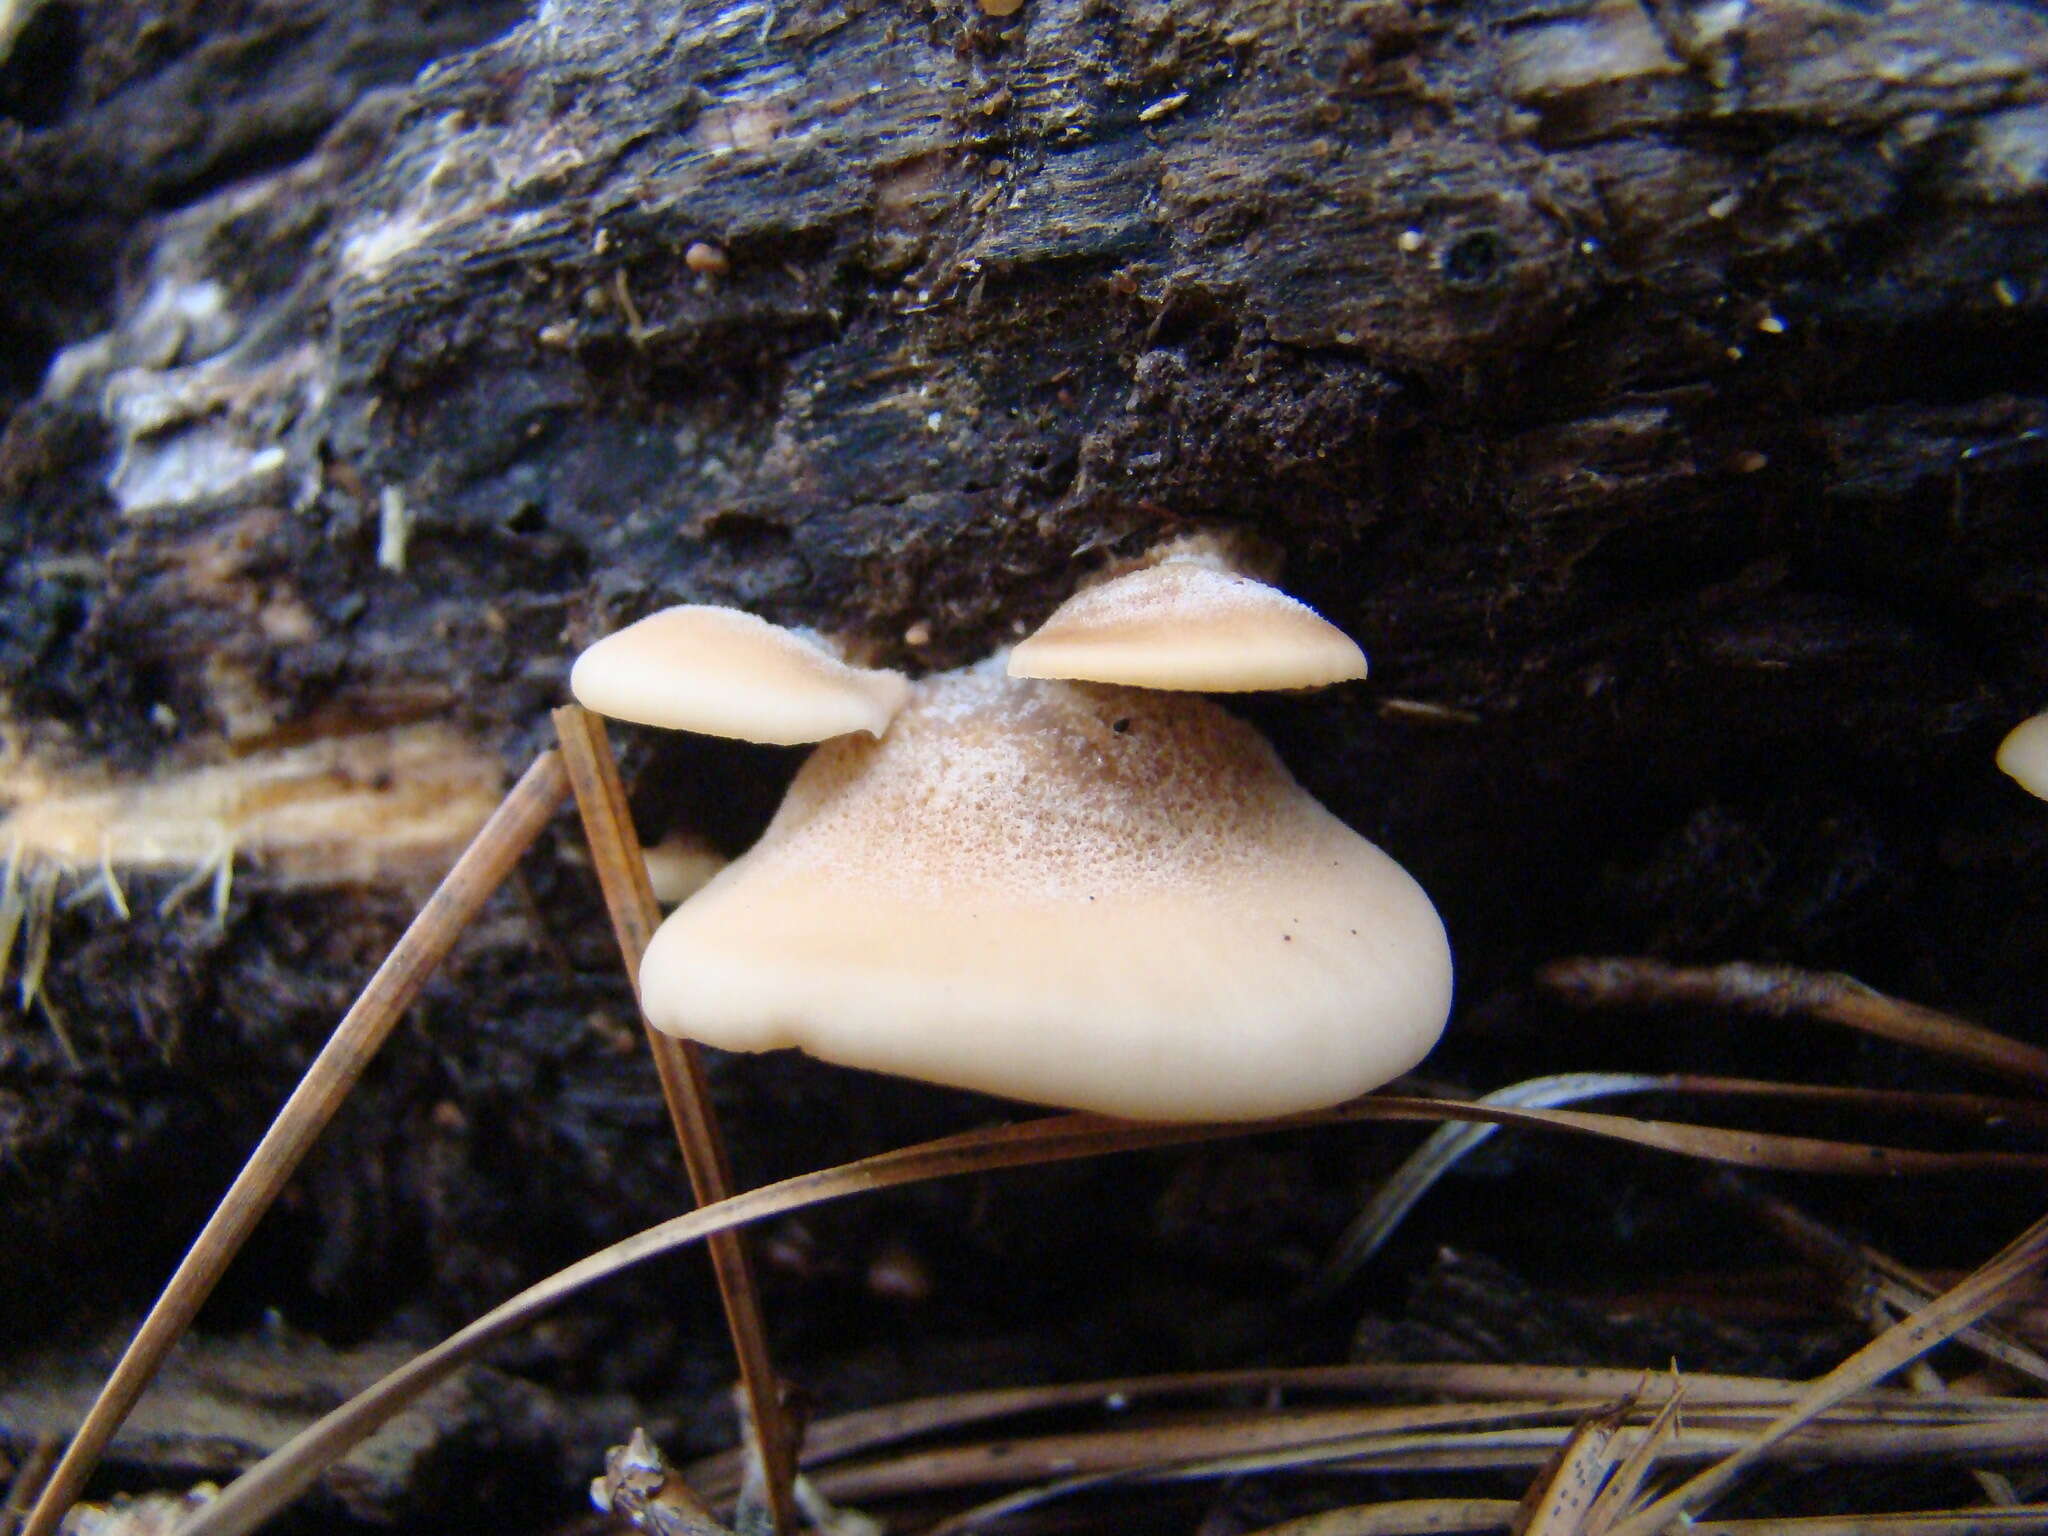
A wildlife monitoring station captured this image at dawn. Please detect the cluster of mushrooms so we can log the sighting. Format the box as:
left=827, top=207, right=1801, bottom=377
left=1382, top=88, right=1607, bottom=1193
left=571, top=542, right=1455, bottom=1122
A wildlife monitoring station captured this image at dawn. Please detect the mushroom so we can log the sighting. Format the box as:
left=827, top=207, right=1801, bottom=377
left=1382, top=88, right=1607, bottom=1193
left=1008, top=543, right=1366, bottom=693
left=1998, top=713, right=2048, bottom=801
left=641, top=830, right=727, bottom=906
left=571, top=605, right=910, bottom=745
left=637, top=661, right=1452, bottom=1121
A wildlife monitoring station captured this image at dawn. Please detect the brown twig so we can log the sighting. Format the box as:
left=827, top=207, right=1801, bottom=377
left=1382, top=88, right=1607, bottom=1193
left=551, top=704, right=799, bottom=1536
left=1537, top=958, right=2048, bottom=1089
left=19, top=747, right=570, bottom=1536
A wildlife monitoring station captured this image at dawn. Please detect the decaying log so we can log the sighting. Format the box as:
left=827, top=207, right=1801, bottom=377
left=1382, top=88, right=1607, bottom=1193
left=3, top=0, right=2047, bottom=1526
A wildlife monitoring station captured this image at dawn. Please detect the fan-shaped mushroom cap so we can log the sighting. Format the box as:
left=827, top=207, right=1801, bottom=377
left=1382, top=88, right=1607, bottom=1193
left=570, top=605, right=910, bottom=744
left=1998, top=714, right=2048, bottom=801
left=1008, top=561, right=1367, bottom=692
left=638, top=663, right=1451, bottom=1121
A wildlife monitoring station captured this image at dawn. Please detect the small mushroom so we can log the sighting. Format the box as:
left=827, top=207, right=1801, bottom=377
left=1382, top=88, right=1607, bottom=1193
left=641, top=831, right=727, bottom=906
left=1008, top=551, right=1366, bottom=692
left=1998, top=713, right=2048, bottom=801
left=571, top=605, right=911, bottom=745
left=638, top=662, right=1452, bottom=1121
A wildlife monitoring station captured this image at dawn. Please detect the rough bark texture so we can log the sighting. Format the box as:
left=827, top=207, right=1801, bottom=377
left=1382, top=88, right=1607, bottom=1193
left=4, top=0, right=2048, bottom=1528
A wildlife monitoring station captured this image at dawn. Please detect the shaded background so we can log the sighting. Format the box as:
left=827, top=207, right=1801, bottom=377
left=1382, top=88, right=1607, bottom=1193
left=3, top=0, right=2047, bottom=1527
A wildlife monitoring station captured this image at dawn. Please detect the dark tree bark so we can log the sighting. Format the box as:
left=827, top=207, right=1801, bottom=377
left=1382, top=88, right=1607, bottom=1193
left=3, top=0, right=2047, bottom=1526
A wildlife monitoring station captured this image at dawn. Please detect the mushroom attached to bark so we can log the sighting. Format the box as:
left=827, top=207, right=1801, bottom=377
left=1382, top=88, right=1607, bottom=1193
left=571, top=605, right=911, bottom=745
left=1998, top=714, right=2048, bottom=801
left=1008, top=556, right=1367, bottom=692
left=638, top=663, right=1452, bottom=1121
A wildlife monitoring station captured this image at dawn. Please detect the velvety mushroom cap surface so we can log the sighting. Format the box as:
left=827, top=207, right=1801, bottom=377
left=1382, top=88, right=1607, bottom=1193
left=639, top=664, right=1452, bottom=1121
left=1007, top=562, right=1368, bottom=692
left=1998, top=714, right=2048, bottom=801
left=570, top=605, right=910, bottom=744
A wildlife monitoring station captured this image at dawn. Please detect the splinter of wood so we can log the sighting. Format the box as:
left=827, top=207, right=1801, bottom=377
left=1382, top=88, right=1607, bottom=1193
left=551, top=703, right=801, bottom=1536
left=20, top=748, right=573, bottom=1536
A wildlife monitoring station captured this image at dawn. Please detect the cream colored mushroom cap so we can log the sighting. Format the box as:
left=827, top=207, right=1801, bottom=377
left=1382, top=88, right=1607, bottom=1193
left=570, top=605, right=910, bottom=744
left=642, top=832, right=728, bottom=906
left=1998, top=714, right=2048, bottom=802
left=638, top=664, right=1452, bottom=1121
left=1007, top=562, right=1367, bottom=692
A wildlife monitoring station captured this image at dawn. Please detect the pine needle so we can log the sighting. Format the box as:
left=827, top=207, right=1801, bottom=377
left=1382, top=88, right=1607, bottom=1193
left=1539, top=959, right=2048, bottom=1089
left=166, top=1096, right=2048, bottom=1536
left=1604, top=1206, right=2048, bottom=1536
left=20, top=749, right=571, bottom=1536
left=1239, top=1503, right=2048, bottom=1536
left=552, top=704, right=797, bottom=1536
